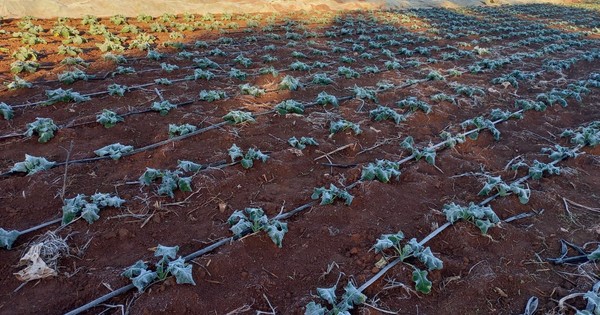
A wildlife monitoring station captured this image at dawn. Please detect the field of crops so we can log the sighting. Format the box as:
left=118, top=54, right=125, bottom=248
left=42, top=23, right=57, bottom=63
left=0, top=4, right=599, bottom=314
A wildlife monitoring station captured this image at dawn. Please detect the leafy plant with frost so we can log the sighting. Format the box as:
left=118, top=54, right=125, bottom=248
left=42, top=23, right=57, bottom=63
left=94, top=143, right=133, bottom=160
left=288, top=137, right=318, bottom=150
left=227, top=207, right=288, bottom=247
left=443, top=202, right=500, bottom=234
left=10, top=155, right=56, bottom=175
left=228, top=144, right=269, bottom=169
left=62, top=193, right=125, bottom=225
left=312, top=184, right=354, bottom=205
left=25, top=118, right=58, bottom=143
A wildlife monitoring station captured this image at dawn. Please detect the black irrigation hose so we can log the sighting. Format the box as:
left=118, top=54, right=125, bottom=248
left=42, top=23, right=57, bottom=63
left=63, top=103, right=531, bottom=315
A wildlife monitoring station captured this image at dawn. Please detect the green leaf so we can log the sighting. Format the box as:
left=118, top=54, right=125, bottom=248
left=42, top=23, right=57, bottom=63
left=96, top=109, right=124, bottom=128
left=0, top=102, right=14, bottom=120
left=25, top=118, right=58, bottom=143
left=223, top=110, right=255, bottom=124
left=122, top=260, right=149, bottom=278
left=228, top=144, right=244, bottom=162
left=412, top=269, right=432, bottom=294
left=341, top=282, right=367, bottom=307
left=177, top=176, right=192, bottom=192
left=154, top=245, right=179, bottom=260
left=140, top=168, right=163, bottom=185
left=90, top=193, right=125, bottom=208
left=373, top=231, right=404, bottom=253
left=275, top=99, right=304, bottom=115
left=0, top=229, right=20, bottom=249
left=61, top=194, right=89, bottom=225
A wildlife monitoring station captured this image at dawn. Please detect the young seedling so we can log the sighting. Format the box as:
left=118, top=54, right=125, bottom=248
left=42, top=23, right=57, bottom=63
left=373, top=231, right=443, bottom=293
left=443, top=202, right=500, bottom=234
left=288, top=137, right=319, bottom=150
left=223, top=111, right=255, bottom=124
left=199, top=90, right=227, bottom=102
left=229, top=68, right=248, bottom=80
left=315, top=92, right=339, bottom=107
left=25, top=118, right=58, bottom=143
left=227, top=207, right=288, bottom=247
left=478, top=175, right=531, bottom=204
left=168, top=124, right=197, bottom=138
left=528, top=160, right=561, bottom=180
left=352, top=85, right=377, bottom=102
left=122, top=245, right=195, bottom=291
left=400, top=136, right=436, bottom=165
left=107, top=84, right=129, bottom=96
left=228, top=144, right=269, bottom=169
left=312, top=184, right=354, bottom=205
left=369, top=106, right=406, bottom=124
left=279, top=75, right=301, bottom=90
left=58, top=69, right=94, bottom=84
left=561, top=122, right=599, bottom=147
left=151, top=100, right=177, bottom=116
left=431, top=93, right=456, bottom=105
left=45, top=88, right=91, bottom=105
left=239, top=84, right=265, bottom=97
left=186, top=69, right=215, bottom=81
left=312, top=73, right=334, bottom=85
left=361, top=160, right=401, bottom=183
left=460, top=116, right=501, bottom=141
left=541, top=145, right=580, bottom=161
left=337, top=66, right=360, bottom=79
left=305, top=280, right=366, bottom=314
left=275, top=100, right=304, bottom=115
left=6, top=76, right=32, bottom=90
left=96, top=110, right=124, bottom=128
left=396, top=97, right=432, bottom=114
left=0, top=103, right=14, bottom=120
left=62, top=193, right=125, bottom=225
left=94, top=143, right=134, bottom=160
left=10, top=61, right=39, bottom=74
left=140, top=168, right=193, bottom=198
left=330, top=120, right=362, bottom=135
left=10, top=155, right=56, bottom=175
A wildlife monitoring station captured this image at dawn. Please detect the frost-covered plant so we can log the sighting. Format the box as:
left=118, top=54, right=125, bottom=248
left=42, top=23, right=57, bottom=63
left=62, top=193, right=125, bottom=225
left=45, top=88, right=91, bottom=105
left=228, top=144, right=269, bottom=169
left=400, top=136, right=436, bottom=165
left=0, top=103, right=14, bottom=120
left=94, top=143, right=133, bottom=160
left=396, top=97, right=432, bottom=114
left=151, top=100, right=177, bottom=115
left=140, top=168, right=193, bottom=198
left=154, top=78, right=172, bottom=85
left=58, top=45, right=83, bottom=56
left=279, top=75, right=301, bottom=90
left=312, top=73, right=334, bottom=85
left=315, top=92, right=339, bottom=107
left=454, top=84, right=485, bottom=97
left=330, top=120, right=361, bottom=135
left=25, top=118, right=58, bottom=143
left=337, top=66, right=360, bottom=79
left=369, top=106, right=406, bottom=124
left=233, top=54, right=252, bottom=67
left=160, top=62, right=179, bottom=72
left=10, top=61, right=39, bottom=74
left=443, top=202, right=500, bottom=234
left=168, top=124, right=197, bottom=138
left=352, top=85, right=377, bottom=102
left=199, top=90, right=227, bottom=102
left=541, top=145, right=580, bottom=161
left=223, top=110, right=255, bottom=124
left=5, top=76, right=32, bottom=90
left=227, top=207, right=288, bottom=247
left=361, top=160, right=401, bottom=183
left=478, top=175, right=530, bottom=204
left=60, top=56, right=89, bottom=67
left=229, top=68, right=248, bottom=80
left=147, top=50, right=164, bottom=60
left=288, top=137, right=318, bottom=150
left=528, top=160, right=561, bottom=180
left=10, top=155, right=56, bottom=175
left=240, top=84, right=265, bottom=97
left=107, top=84, right=129, bottom=96
left=425, top=70, right=445, bottom=81
left=460, top=116, right=501, bottom=141
left=431, top=93, right=456, bottom=105
left=186, top=69, right=215, bottom=81
left=560, top=122, right=599, bottom=147
left=113, top=66, right=135, bottom=76
left=289, top=61, right=312, bottom=71
left=373, top=231, right=442, bottom=293
left=489, top=109, right=523, bottom=121
left=305, top=280, right=366, bottom=314
left=122, top=245, right=195, bottom=291
left=515, top=99, right=546, bottom=112
left=312, top=184, right=354, bottom=205
left=96, top=109, right=124, bottom=128
left=275, top=100, right=304, bottom=115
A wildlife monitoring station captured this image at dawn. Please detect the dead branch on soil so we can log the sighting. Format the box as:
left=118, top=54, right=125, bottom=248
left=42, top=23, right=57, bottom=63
left=314, top=143, right=355, bottom=161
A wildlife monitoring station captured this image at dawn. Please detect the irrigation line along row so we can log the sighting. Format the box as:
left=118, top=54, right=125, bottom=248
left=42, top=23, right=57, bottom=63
left=351, top=143, right=587, bottom=302
left=63, top=105, right=531, bottom=315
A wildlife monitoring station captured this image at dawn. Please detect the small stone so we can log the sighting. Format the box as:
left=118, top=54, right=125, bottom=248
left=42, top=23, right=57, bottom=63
left=371, top=267, right=380, bottom=274
left=350, top=247, right=359, bottom=255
